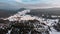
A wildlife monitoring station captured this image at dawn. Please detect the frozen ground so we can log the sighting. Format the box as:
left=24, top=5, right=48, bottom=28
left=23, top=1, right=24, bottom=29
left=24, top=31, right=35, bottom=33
left=50, top=27, right=60, bottom=34
left=4, top=10, right=60, bottom=34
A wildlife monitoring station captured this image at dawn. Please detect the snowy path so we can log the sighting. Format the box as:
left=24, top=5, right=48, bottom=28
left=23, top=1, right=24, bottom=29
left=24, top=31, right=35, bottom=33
left=50, top=27, right=60, bottom=34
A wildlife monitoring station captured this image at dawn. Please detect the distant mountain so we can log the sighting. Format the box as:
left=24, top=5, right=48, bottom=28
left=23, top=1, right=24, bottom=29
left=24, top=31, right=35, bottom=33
left=27, top=8, right=60, bottom=17
left=0, top=8, right=26, bottom=18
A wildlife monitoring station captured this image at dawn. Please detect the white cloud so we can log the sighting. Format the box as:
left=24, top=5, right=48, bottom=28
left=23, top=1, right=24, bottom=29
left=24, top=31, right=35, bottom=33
left=15, top=0, right=22, bottom=2
left=15, top=0, right=60, bottom=6
left=1, top=0, right=60, bottom=9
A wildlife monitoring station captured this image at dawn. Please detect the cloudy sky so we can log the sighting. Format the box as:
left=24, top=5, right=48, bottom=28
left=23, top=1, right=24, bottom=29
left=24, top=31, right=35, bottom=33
left=0, top=0, right=60, bottom=9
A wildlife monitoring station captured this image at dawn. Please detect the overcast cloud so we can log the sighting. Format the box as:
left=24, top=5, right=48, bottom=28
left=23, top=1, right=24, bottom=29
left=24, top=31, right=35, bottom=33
left=0, top=0, right=60, bottom=9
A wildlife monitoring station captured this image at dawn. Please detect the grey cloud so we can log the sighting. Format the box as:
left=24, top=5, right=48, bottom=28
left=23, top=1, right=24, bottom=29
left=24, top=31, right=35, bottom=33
left=0, top=1, right=57, bottom=10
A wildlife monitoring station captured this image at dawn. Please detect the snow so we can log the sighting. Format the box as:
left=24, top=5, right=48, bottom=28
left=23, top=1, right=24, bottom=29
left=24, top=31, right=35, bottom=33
left=5, top=10, right=30, bottom=21
left=50, top=27, right=60, bottom=34
left=3, top=9, right=60, bottom=34
left=21, top=15, right=35, bottom=20
left=50, top=31, right=60, bottom=34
